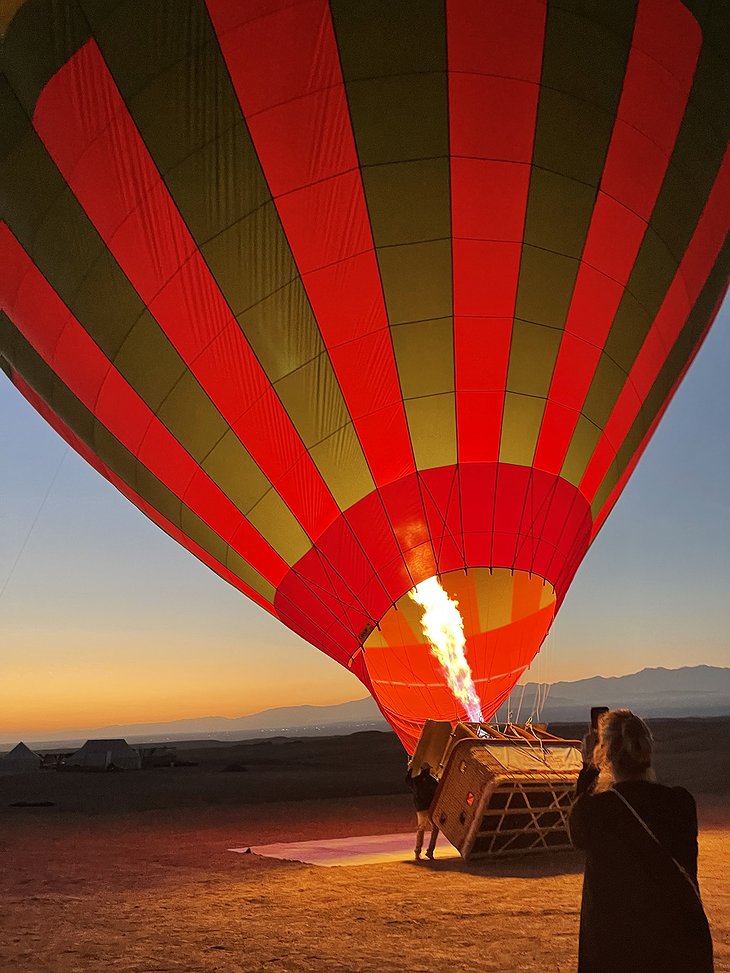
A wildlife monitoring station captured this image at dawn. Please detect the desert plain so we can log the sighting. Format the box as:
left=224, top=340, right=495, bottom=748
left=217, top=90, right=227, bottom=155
left=1, top=718, right=728, bottom=973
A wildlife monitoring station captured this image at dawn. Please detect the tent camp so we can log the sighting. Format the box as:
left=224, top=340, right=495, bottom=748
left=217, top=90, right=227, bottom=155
left=0, top=742, right=41, bottom=772
left=66, top=739, right=141, bottom=771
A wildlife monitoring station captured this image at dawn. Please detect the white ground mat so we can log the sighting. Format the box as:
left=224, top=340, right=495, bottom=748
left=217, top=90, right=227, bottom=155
left=229, top=831, right=459, bottom=867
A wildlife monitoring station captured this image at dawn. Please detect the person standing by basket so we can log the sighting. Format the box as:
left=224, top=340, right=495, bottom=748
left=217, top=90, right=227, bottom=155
left=569, top=709, right=713, bottom=973
left=406, top=761, right=439, bottom=861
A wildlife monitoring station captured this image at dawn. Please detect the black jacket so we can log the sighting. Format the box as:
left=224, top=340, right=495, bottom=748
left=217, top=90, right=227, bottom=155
left=406, top=767, right=438, bottom=812
left=569, top=779, right=713, bottom=973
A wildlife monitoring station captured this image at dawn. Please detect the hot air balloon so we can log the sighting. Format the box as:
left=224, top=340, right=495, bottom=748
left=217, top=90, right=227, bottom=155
left=1, top=0, right=728, bottom=752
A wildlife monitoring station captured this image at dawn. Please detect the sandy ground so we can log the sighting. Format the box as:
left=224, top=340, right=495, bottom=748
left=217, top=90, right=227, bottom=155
left=1, top=722, right=728, bottom=972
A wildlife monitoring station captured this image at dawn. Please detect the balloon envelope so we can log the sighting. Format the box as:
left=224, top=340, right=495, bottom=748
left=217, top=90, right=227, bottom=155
left=1, top=0, right=728, bottom=750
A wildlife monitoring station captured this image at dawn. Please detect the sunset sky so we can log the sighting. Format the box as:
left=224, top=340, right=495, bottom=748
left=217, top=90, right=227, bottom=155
left=1, top=302, right=728, bottom=740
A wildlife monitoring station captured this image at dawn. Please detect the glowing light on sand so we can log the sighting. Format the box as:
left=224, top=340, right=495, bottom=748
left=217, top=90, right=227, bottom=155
left=409, top=576, right=484, bottom=723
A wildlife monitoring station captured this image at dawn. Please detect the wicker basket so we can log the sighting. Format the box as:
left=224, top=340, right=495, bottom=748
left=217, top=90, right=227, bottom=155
left=416, top=720, right=582, bottom=859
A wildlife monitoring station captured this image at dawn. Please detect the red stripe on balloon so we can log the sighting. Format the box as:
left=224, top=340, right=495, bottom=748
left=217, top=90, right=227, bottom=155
left=206, top=0, right=417, bottom=489
left=10, top=371, right=279, bottom=618
left=0, top=223, right=289, bottom=588
left=447, top=0, right=546, bottom=463
left=533, top=0, right=701, bottom=474
left=31, top=39, right=339, bottom=540
left=581, top=146, right=730, bottom=501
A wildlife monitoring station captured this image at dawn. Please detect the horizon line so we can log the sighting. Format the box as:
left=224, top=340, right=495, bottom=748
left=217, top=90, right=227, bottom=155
left=2, top=662, right=728, bottom=743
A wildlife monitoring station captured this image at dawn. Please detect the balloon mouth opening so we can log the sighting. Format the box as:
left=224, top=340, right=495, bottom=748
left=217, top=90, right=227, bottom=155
left=359, top=567, right=557, bottom=749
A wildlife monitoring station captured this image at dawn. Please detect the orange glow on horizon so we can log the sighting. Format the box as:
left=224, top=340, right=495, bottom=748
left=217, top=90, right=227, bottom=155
left=0, top=681, right=364, bottom=737
left=0, top=631, right=362, bottom=738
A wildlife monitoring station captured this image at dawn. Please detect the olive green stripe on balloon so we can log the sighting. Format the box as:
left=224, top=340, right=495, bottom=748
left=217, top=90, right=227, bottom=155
left=0, top=93, right=313, bottom=567
left=1, top=0, right=90, bottom=115
left=0, top=313, right=14, bottom=379
left=1, top=87, right=151, bottom=372
left=0, top=314, right=277, bottom=604
left=1, top=83, right=107, bottom=320
left=558, top=412, right=603, bottom=489
left=590, top=241, right=730, bottom=520
left=500, top=0, right=637, bottom=469
left=579, top=34, right=729, bottom=453
left=331, top=0, right=455, bottom=471
left=84, top=0, right=374, bottom=512
left=0, top=1, right=26, bottom=37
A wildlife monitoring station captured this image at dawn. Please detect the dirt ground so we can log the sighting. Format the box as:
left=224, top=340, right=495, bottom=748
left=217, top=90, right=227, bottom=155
left=1, top=722, right=728, bottom=973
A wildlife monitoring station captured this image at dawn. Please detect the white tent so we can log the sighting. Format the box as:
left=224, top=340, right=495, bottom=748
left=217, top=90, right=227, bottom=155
left=0, top=742, right=41, bottom=772
left=66, top=739, right=141, bottom=771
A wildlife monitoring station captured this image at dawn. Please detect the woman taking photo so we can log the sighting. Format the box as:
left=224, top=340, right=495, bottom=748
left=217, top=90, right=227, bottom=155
left=569, top=709, right=713, bottom=973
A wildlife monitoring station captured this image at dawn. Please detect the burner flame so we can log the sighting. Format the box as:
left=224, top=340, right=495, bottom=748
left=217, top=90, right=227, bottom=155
left=409, top=576, right=484, bottom=723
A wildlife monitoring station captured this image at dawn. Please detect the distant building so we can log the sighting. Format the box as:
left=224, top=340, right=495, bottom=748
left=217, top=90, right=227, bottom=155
left=140, top=746, right=176, bottom=768
left=65, top=739, right=141, bottom=771
left=0, top=742, right=41, bottom=772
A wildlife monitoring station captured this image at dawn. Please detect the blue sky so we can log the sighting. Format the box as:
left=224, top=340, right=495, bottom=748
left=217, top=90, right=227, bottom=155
left=1, top=302, right=728, bottom=734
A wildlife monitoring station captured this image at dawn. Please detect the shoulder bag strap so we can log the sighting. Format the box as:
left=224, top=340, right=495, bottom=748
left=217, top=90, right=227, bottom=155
left=611, top=787, right=703, bottom=903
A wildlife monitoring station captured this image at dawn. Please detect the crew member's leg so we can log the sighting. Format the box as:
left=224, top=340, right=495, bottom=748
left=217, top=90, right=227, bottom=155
left=415, top=810, right=428, bottom=859
left=426, top=822, right=439, bottom=859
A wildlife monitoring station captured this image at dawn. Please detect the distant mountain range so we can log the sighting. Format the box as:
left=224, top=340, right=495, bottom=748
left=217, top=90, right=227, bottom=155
left=83, top=697, right=382, bottom=740
left=3, top=665, right=729, bottom=750
left=4, top=697, right=385, bottom=750
left=493, top=664, right=730, bottom=722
